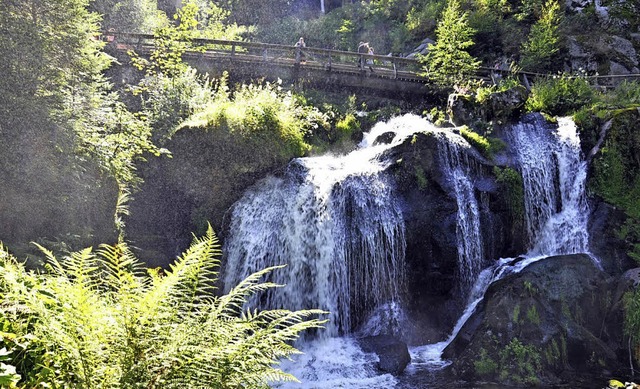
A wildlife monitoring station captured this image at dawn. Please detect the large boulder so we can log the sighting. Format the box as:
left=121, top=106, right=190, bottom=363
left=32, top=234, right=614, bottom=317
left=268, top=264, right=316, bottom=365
left=443, top=254, right=628, bottom=386
left=447, top=87, right=528, bottom=127
left=359, top=335, right=411, bottom=375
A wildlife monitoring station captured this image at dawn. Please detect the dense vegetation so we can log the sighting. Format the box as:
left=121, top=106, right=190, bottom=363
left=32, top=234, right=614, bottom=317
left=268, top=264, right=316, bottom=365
left=0, top=226, right=326, bottom=387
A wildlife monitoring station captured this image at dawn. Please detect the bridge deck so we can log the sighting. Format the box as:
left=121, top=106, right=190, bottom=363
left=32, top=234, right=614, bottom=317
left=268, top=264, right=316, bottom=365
left=108, top=33, right=640, bottom=95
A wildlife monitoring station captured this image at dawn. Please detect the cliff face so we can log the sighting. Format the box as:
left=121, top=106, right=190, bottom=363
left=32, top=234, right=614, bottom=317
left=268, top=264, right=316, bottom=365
left=127, top=124, right=292, bottom=266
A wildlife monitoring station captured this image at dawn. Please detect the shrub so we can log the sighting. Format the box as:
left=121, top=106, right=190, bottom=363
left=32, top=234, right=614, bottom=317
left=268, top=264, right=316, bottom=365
left=498, top=338, right=542, bottom=385
left=0, top=226, right=326, bottom=388
left=460, top=126, right=505, bottom=158
left=475, top=348, right=498, bottom=376
left=181, top=79, right=325, bottom=162
left=139, top=68, right=216, bottom=143
left=335, top=113, right=361, bottom=141
left=525, top=74, right=595, bottom=115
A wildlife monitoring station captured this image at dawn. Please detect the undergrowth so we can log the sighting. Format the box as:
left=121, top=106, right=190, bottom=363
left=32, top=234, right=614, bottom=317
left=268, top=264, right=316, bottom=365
left=0, top=226, right=326, bottom=388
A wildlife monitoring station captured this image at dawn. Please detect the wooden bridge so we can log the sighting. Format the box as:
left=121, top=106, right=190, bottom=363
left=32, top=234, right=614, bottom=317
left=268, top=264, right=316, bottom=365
left=108, top=33, right=450, bottom=98
left=108, top=33, right=640, bottom=97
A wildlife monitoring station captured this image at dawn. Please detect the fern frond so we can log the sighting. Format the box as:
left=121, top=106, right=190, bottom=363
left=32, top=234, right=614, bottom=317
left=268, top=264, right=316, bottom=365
left=32, top=242, right=66, bottom=277
left=143, top=224, right=222, bottom=316
left=214, top=265, right=285, bottom=316
left=97, top=242, right=146, bottom=294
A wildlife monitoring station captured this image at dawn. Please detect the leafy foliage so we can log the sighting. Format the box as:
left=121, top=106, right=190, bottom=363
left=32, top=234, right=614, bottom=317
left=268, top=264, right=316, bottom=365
left=519, top=0, right=562, bottom=71
left=0, top=0, right=160, bottom=250
left=0, top=227, right=326, bottom=388
left=90, top=0, right=168, bottom=33
left=459, top=127, right=505, bottom=159
left=419, top=0, right=481, bottom=88
left=525, top=74, right=595, bottom=115
left=181, top=78, right=322, bottom=161
left=573, top=83, right=640, bottom=345
left=498, top=338, right=542, bottom=385
left=138, top=68, right=217, bottom=143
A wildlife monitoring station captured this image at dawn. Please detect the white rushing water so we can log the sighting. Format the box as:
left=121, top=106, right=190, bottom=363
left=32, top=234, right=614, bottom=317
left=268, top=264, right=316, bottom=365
left=437, top=133, right=485, bottom=301
left=510, top=116, right=590, bottom=257
left=410, top=114, right=595, bottom=373
left=224, top=115, right=439, bottom=387
left=222, top=116, right=431, bottom=339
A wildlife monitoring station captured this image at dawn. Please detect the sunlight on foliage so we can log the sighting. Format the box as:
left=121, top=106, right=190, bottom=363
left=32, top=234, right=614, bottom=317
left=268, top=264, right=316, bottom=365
left=0, top=227, right=327, bottom=388
left=181, top=78, right=327, bottom=159
left=525, top=74, right=595, bottom=115
left=519, top=0, right=562, bottom=71
left=419, top=0, right=481, bottom=88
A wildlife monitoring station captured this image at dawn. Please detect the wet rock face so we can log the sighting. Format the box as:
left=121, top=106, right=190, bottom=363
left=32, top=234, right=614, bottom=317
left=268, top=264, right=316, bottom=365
left=447, top=88, right=528, bottom=127
left=384, top=131, right=524, bottom=342
left=373, top=131, right=396, bottom=145
left=443, top=254, right=628, bottom=386
left=358, top=335, right=411, bottom=375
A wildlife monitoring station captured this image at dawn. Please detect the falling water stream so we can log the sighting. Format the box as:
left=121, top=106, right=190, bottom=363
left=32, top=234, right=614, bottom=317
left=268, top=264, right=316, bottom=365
left=222, top=113, right=594, bottom=388
left=409, top=114, right=597, bottom=378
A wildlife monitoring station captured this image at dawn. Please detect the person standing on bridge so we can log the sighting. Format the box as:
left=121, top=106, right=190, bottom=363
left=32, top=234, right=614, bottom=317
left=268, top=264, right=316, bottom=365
left=357, top=41, right=370, bottom=69
left=295, top=37, right=306, bottom=63
left=367, top=46, right=374, bottom=69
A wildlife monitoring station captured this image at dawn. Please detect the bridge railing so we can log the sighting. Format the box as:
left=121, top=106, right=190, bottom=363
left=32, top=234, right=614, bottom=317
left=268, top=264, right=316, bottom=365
left=107, top=32, right=640, bottom=88
left=109, top=32, right=426, bottom=81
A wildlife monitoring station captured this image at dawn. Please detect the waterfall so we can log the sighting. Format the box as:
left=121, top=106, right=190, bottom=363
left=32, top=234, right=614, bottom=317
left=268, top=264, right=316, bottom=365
left=412, top=114, right=595, bottom=374
left=222, top=115, right=433, bottom=337
left=437, top=134, right=484, bottom=300
left=222, top=112, right=594, bottom=386
left=510, top=115, right=590, bottom=256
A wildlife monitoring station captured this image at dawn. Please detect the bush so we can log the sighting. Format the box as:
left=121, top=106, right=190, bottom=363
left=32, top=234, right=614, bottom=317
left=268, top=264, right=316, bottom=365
left=0, top=227, right=326, bottom=388
left=335, top=113, right=361, bottom=140
left=139, top=68, right=216, bottom=143
left=498, top=338, right=542, bottom=385
left=460, top=126, right=505, bottom=158
left=525, top=74, right=595, bottom=115
left=181, top=79, right=327, bottom=162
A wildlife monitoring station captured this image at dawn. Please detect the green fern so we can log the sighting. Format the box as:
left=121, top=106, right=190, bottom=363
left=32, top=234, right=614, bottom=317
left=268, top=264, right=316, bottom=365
left=0, top=225, right=327, bottom=388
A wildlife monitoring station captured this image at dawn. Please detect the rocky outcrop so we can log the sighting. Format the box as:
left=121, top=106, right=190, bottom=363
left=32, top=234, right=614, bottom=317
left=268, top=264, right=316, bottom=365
left=566, top=34, right=639, bottom=80
left=383, top=129, right=525, bottom=342
left=443, top=254, right=628, bottom=386
left=359, top=335, right=411, bottom=375
left=447, top=86, right=528, bottom=127
left=128, top=125, right=290, bottom=266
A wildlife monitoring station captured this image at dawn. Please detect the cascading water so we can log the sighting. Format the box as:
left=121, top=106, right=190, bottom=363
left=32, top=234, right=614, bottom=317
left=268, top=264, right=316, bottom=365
left=222, top=163, right=405, bottom=337
left=510, top=115, right=590, bottom=257
left=223, top=116, right=436, bottom=339
left=437, top=134, right=485, bottom=300
left=223, top=112, right=594, bottom=387
left=410, top=114, right=596, bottom=378
left=223, top=115, right=435, bottom=387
